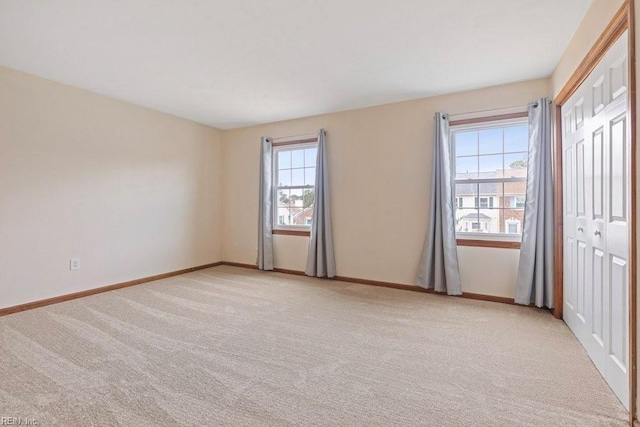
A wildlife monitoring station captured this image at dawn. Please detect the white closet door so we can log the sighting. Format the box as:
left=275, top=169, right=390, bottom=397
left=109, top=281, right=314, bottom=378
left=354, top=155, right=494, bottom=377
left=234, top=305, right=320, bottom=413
left=561, top=31, right=629, bottom=409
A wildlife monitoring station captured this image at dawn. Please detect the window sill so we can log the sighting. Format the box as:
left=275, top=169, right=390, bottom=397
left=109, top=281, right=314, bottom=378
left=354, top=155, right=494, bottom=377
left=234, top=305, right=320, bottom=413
left=456, top=239, right=521, bottom=249
left=272, top=229, right=310, bottom=237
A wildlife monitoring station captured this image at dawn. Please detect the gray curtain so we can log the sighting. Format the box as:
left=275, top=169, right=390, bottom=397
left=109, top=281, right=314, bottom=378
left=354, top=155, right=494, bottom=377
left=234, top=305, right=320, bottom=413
left=415, top=113, right=462, bottom=295
left=305, top=129, right=336, bottom=278
left=515, top=99, right=554, bottom=308
left=257, top=137, right=274, bottom=270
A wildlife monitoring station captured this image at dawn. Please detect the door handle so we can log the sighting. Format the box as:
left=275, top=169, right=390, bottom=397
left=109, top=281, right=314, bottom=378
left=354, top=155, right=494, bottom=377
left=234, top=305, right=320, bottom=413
left=577, top=227, right=584, bottom=232
left=594, top=230, right=601, bottom=236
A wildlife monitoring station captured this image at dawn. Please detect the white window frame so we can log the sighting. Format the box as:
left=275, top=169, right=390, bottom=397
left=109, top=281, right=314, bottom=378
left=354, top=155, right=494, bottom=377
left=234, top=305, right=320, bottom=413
left=272, top=141, right=318, bottom=231
left=451, top=117, right=528, bottom=242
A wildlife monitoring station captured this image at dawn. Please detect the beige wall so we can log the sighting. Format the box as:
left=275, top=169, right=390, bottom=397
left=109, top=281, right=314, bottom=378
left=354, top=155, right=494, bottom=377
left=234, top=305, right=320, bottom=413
left=222, top=78, right=550, bottom=298
left=551, top=0, right=625, bottom=97
left=0, top=66, right=223, bottom=310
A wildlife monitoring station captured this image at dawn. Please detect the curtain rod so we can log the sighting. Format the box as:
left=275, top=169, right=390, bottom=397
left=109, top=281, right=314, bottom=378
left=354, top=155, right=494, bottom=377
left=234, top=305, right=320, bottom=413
left=448, top=102, right=536, bottom=118
left=272, top=132, right=318, bottom=141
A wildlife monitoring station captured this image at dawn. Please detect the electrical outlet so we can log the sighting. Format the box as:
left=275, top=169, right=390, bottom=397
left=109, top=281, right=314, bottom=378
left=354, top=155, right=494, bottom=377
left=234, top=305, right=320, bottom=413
left=70, top=258, right=80, bottom=271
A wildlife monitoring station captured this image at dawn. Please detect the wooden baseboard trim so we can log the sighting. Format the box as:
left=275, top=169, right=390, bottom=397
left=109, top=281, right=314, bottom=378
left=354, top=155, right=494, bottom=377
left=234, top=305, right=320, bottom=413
left=219, top=262, right=516, bottom=305
left=0, top=262, right=223, bottom=317
left=220, top=262, right=307, bottom=277
left=222, top=261, right=258, bottom=270
left=333, top=274, right=516, bottom=305
left=459, top=291, right=515, bottom=305
left=334, top=274, right=427, bottom=293
left=274, top=267, right=307, bottom=276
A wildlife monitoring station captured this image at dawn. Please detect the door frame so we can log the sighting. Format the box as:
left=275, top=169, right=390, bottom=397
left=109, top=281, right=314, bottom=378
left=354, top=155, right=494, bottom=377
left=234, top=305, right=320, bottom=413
left=552, top=0, right=636, bottom=421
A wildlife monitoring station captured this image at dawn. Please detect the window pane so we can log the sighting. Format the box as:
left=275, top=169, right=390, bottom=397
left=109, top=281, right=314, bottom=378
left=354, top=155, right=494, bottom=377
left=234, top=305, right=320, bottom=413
left=277, top=189, right=293, bottom=225
left=504, top=153, right=528, bottom=177
left=305, top=167, right=316, bottom=185
left=493, top=182, right=505, bottom=209
left=478, top=183, right=501, bottom=233
left=456, top=157, right=478, bottom=179
left=479, top=128, right=502, bottom=155
left=478, top=182, right=499, bottom=203
left=479, top=154, right=502, bottom=175
left=278, top=189, right=291, bottom=207
left=290, top=188, right=303, bottom=206
left=505, top=185, right=526, bottom=209
left=304, top=148, right=317, bottom=168
left=295, top=189, right=314, bottom=226
left=504, top=208, right=524, bottom=234
left=504, top=173, right=525, bottom=234
left=278, top=150, right=291, bottom=169
left=277, top=169, right=291, bottom=186
left=504, top=125, right=528, bottom=152
left=456, top=208, right=483, bottom=233
left=452, top=120, right=527, bottom=236
left=273, top=145, right=317, bottom=229
left=455, top=183, right=478, bottom=209
left=301, top=188, right=315, bottom=209
left=291, top=168, right=305, bottom=186
left=455, top=131, right=477, bottom=156
left=456, top=183, right=502, bottom=233
left=474, top=208, right=497, bottom=232
left=292, top=149, right=304, bottom=168
left=477, top=196, right=496, bottom=209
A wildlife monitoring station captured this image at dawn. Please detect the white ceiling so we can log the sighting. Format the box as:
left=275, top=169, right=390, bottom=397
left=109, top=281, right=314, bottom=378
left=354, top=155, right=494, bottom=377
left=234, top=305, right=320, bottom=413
left=0, top=0, right=592, bottom=129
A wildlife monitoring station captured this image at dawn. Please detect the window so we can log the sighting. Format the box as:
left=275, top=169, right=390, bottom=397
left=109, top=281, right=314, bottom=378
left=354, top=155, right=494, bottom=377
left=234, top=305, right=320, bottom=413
left=452, top=118, right=528, bottom=238
left=456, top=197, right=464, bottom=208
left=273, top=142, right=318, bottom=230
left=505, top=218, right=521, bottom=234
left=510, top=196, right=526, bottom=208
left=475, top=197, right=493, bottom=208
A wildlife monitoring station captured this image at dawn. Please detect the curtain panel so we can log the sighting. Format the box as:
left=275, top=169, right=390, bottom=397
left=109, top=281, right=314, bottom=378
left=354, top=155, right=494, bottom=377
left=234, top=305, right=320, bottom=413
left=415, top=113, right=462, bottom=295
left=515, top=99, right=554, bottom=308
left=305, top=129, right=336, bottom=278
left=257, top=136, right=274, bottom=270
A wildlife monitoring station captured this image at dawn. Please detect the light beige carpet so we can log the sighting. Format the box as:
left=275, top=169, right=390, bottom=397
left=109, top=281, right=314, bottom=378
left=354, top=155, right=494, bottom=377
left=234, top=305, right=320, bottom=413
left=0, top=266, right=628, bottom=426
